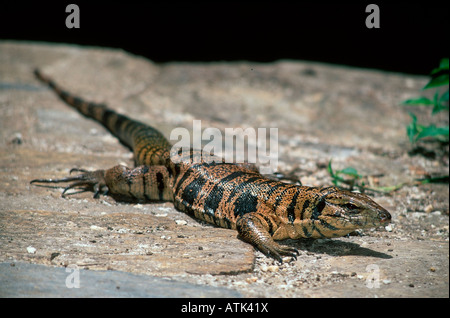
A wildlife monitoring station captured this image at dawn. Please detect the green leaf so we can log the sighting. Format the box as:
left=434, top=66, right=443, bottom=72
left=418, top=175, right=449, bottom=184
left=424, top=74, right=449, bottom=89
left=415, top=125, right=449, bottom=141
left=408, top=111, right=418, bottom=123
left=401, top=96, right=433, bottom=106
left=406, top=112, right=418, bottom=143
left=431, top=58, right=449, bottom=75
left=338, top=167, right=361, bottom=178
left=436, top=126, right=449, bottom=137
left=432, top=91, right=443, bottom=114
left=407, top=123, right=417, bottom=143
left=407, top=125, right=415, bottom=143
left=440, top=90, right=449, bottom=103
left=432, top=103, right=449, bottom=115
left=439, top=58, right=449, bottom=70
left=432, top=105, right=448, bottom=115
left=327, top=160, right=335, bottom=177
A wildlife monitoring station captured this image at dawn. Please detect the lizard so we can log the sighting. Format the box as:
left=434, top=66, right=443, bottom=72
left=30, top=69, right=392, bottom=262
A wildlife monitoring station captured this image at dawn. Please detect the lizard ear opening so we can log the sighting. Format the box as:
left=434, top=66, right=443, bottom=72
left=316, top=198, right=326, bottom=214
left=317, top=198, right=326, bottom=213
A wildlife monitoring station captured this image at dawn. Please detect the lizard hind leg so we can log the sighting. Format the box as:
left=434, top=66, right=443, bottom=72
left=30, top=168, right=108, bottom=198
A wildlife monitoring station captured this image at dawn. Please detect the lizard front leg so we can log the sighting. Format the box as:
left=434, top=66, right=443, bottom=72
left=30, top=168, right=108, bottom=198
left=31, top=165, right=173, bottom=202
left=236, top=212, right=299, bottom=263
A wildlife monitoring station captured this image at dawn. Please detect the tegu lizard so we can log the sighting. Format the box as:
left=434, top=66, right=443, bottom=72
left=31, top=69, right=391, bottom=262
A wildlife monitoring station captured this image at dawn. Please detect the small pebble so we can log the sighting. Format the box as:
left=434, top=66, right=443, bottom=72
left=26, top=246, right=36, bottom=254
left=10, top=132, right=23, bottom=145
left=90, top=225, right=104, bottom=231
left=246, top=277, right=258, bottom=283
left=261, top=265, right=279, bottom=272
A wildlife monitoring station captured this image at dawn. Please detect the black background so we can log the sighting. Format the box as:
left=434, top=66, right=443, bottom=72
left=1, top=1, right=449, bottom=75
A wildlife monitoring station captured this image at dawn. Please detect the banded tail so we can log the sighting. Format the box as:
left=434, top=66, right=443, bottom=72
left=34, top=69, right=172, bottom=166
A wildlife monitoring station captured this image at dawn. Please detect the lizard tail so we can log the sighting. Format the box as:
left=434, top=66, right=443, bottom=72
left=34, top=69, right=172, bottom=166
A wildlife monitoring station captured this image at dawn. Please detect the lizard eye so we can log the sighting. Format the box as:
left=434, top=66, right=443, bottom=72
left=343, top=203, right=360, bottom=211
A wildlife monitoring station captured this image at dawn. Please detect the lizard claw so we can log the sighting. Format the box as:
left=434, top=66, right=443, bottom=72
left=258, top=241, right=299, bottom=263
left=30, top=168, right=108, bottom=198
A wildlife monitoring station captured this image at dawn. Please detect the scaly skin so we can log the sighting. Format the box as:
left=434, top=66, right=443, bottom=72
left=31, top=69, right=391, bottom=262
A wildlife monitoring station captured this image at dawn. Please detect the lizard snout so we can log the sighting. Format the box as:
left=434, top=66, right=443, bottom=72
left=378, top=209, right=391, bottom=223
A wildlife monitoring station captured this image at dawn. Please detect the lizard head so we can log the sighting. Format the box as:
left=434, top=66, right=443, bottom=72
left=313, top=186, right=391, bottom=237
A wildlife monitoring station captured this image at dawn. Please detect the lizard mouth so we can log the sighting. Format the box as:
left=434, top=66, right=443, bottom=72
left=379, top=210, right=392, bottom=223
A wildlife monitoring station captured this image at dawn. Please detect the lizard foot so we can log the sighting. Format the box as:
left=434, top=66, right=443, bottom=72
left=255, top=240, right=300, bottom=263
left=236, top=213, right=300, bottom=263
left=30, top=168, right=108, bottom=198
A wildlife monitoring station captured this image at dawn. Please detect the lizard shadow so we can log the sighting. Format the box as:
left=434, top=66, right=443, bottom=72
left=283, top=238, right=393, bottom=259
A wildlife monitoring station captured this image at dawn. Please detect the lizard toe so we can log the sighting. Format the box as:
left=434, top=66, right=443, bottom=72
left=31, top=168, right=107, bottom=198
left=258, top=241, right=299, bottom=263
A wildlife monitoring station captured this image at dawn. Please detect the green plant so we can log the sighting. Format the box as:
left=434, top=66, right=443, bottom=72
left=327, top=160, right=449, bottom=194
left=402, top=58, right=449, bottom=143
left=327, top=160, right=403, bottom=194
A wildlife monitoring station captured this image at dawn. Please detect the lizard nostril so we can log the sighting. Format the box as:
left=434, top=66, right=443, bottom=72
left=379, top=210, right=392, bottom=223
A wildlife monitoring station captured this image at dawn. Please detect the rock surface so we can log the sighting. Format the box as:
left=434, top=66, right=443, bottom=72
left=0, top=41, right=448, bottom=297
left=0, top=261, right=242, bottom=297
